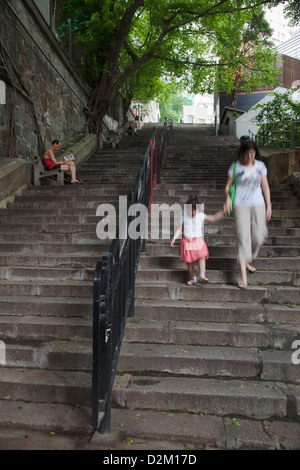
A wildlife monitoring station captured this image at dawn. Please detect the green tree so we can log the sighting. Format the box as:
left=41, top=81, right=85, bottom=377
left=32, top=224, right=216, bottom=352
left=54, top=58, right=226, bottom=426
left=213, top=8, right=281, bottom=107
left=159, top=93, right=192, bottom=123
left=283, top=0, right=300, bottom=26
left=54, top=0, right=293, bottom=133
left=120, top=61, right=181, bottom=124
left=252, top=89, right=300, bottom=147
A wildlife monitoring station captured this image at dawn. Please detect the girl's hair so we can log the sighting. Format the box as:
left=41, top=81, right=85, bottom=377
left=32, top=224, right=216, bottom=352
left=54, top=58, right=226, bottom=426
left=237, top=139, right=261, bottom=161
left=186, top=194, right=199, bottom=210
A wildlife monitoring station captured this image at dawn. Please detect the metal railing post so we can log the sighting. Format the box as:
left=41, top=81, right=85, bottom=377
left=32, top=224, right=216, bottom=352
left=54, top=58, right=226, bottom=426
left=291, top=121, right=300, bottom=149
left=149, top=139, right=154, bottom=214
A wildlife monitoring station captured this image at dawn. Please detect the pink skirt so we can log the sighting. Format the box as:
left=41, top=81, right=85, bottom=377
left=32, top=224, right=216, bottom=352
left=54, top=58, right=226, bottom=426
left=180, top=237, right=209, bottom=263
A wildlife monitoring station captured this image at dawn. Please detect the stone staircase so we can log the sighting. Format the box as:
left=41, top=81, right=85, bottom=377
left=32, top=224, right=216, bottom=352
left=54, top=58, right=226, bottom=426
left=1, top=123, right=299, bottom=450
left=110, top=124, right=300, bottom=450
left=0, top=124, right=157, bottom=449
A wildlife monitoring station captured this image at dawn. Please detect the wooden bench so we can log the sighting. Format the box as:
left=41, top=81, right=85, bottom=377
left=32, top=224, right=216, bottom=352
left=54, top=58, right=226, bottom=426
left=33, top=155, right=65, bottom=186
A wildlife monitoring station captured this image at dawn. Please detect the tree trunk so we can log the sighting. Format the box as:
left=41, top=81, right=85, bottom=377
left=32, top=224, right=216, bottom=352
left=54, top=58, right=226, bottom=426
left=230, top=89, right=237, bottom=108
left=87, top=74, right=113, bottom=134
left=122, top=96, right=133, bottom=128
left=86, top=0, right=144, bottom=134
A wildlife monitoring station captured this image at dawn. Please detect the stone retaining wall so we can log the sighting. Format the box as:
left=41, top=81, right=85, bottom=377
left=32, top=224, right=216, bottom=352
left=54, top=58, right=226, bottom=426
left=0, top=0, right=91, bottom=161
left=260, top=148, right=300, bottom=185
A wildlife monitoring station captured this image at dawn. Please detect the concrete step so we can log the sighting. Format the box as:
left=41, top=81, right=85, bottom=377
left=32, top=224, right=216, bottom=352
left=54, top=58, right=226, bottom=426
left=136, top=267, right=300, bottom=286
left=81, top=157, right=143, bottom=163
left=112, top=374, right=293, bottom=420
left=156, top=182, right=293, bottom=190
left=151, top=193, right=298, bottom=203
left=139, top=255, right=300, bottom=272
left=0, top=254, right=97, bottom=267
left=144, top=243, right=300, bottom=258
left=0, top=214, right=102, bottom=224
left=3, top=404, right=299, bottom=450
left=160, top=168, right=227, bottom=174
left=1, top=219, right=299, bottom=235
left=79, top=163, right=141, bottom=170
left=9, top=196, right=125, bottom=208
left=150, top=200, right=300, bottom=211
left=1, top=231, right=299, bottom=249
left=0, top=242, right=106, bottom=254
left=4, top=340, right=92, bottom=370
left=0, top=367, right=91, bottom=406
left=0, top=279, right=93, bottom=298
left=0, top=232, right=103, bottom=244
left=204, top=226, right=300, bottom=236
left=0, top=295, right=92, bottom=317
left=0, top=315, right=92, bottom=341
left=0, top=207, right=121, bottom=216
left=144, top=231, right=300, bottom=247
left=0, top=265, right=94, bottom=281
left=134, top=280, right=268, bottom=302
left=0, top=223, right=98, bottom=233
left=159, top=178, right=229, bottom=184
left=118, top=343, right=261, bottom=379
left=105, top=408, right=300, bottom=450
left=123, top=318, right=300, bottom=351
left=118, top=343, right=299, bottom=383
left=0, top=223, right=299, bottom=238
left=23, top=185, right=133, bottom=196
left=0, top=400, right=93, bottom=439
left=153, top=188, right=296, bottom=198
left=134, top=299, right=300, bottom=324
left=134, top=281, right=300, bottom=305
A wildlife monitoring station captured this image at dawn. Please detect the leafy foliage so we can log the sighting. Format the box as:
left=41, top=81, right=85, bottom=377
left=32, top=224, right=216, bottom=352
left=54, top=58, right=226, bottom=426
left=213, top=8, right=281, bottom=106
left=53, top=0, right=296, bottom=131
left=283, top=0, right=300, bottom=26
left=252, top=89, right=300, bottom=147
left=159, top=93, right=193, bottom=123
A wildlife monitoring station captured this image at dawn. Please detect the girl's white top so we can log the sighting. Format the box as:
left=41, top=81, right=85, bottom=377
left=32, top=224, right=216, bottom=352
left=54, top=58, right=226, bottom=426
left=228, top=160, right=267, bottom=207
left=182, top=212, right=206, bottom=238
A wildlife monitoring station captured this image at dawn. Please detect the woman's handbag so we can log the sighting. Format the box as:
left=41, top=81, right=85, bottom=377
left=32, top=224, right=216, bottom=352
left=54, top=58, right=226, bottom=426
left=228, top=162, right=236, bottom=217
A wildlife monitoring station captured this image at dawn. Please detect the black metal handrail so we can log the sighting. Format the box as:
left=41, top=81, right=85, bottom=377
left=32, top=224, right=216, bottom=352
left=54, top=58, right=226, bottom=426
left=92, top=119, right=173, bottom=433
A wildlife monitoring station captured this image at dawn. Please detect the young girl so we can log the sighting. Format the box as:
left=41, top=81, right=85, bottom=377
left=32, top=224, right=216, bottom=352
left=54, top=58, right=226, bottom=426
left=170, top=195, right=225, bottom=285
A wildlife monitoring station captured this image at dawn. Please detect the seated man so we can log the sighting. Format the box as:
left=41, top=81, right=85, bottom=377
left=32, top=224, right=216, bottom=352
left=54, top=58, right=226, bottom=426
left=43, top=139, right=82, bottom=184
left=126, top=122, right=136, bottom=135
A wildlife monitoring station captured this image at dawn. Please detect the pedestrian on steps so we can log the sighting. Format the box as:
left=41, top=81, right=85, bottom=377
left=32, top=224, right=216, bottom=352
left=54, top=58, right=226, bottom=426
left=44, top=139, right=82, bottom=184
left=224, top=139, right=272, bottom=289
left=170, top=195, right=225, bottom=285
